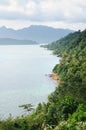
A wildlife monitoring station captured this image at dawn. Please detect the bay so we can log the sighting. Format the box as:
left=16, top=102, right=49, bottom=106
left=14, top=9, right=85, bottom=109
left=0, top=45, right=60, bottom=118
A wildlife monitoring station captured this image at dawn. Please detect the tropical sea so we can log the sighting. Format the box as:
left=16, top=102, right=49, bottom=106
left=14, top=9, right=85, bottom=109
left=0, top=45, right=60, bottom=118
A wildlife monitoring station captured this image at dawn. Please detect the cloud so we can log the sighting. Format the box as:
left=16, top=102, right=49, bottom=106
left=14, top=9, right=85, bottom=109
left=0, top=11, right=29, bottom=20
left=0, top=0, right=86, bottom=24
left=0, top=0, right=10, bottom=5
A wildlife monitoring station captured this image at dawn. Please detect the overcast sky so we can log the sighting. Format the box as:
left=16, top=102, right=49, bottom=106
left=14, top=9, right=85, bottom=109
left=0, top=0, right=86, bottom=30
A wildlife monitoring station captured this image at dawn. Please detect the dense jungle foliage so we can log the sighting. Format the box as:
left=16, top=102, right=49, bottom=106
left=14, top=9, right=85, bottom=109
left=0, top=30, right=86, bottom=130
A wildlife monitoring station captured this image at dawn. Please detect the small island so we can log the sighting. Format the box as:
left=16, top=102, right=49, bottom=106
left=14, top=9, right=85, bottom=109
left=0, top=38, right=38, bottom=45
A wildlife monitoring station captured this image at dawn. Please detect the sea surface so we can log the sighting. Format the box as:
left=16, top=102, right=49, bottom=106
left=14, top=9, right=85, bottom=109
left=0, top=45, right=60, bottom=118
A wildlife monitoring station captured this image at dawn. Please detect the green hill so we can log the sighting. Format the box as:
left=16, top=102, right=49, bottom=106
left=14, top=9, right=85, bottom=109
left=45, top=30, right=81, bottom=56
left=53, top=30, right=86, bottom=99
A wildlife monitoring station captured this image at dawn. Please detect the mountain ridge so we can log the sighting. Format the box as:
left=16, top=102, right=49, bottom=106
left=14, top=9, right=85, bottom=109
left=0, top=25, right=73, bottom=43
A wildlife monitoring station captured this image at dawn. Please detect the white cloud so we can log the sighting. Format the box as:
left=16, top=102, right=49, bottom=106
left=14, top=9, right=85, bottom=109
left=0, top=0, right=86, bottom=30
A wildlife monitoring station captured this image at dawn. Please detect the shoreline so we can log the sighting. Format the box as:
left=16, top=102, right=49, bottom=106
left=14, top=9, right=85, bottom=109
left=49, top=72, right=60, bottom=83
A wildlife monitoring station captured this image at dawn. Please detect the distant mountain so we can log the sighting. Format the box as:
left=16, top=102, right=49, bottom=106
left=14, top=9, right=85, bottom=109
left=0, top=38, right=38, bottom=45
left=0, top=25, right=73, bottom=43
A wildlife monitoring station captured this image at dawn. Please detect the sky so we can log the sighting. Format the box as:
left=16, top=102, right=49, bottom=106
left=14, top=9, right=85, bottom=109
left=0, top=0, right=86, bottom=30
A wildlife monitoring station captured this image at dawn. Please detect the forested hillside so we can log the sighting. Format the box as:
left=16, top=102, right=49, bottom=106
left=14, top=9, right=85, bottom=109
left=53, top=30, right=86, bottom=100
left=0, top=30, right=86, bottom=130
left=45, top=31, right=81, bottom=56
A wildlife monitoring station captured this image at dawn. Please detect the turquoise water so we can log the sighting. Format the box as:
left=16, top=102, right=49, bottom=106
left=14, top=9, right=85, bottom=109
left=0, top=45, right=60, bottom=118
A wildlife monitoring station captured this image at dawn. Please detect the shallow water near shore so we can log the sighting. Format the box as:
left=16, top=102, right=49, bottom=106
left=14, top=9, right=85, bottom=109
left=0, top=45, right=60, bottom=118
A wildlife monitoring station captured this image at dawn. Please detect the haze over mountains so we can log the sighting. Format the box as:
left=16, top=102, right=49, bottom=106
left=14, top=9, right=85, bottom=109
left=0, top=25, right=73, bottom=44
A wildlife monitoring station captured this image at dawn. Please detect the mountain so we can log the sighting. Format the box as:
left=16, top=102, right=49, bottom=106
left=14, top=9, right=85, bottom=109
left=0, top=38, right=38, bottom=45
left=0, top=25, right=73, bottom=43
